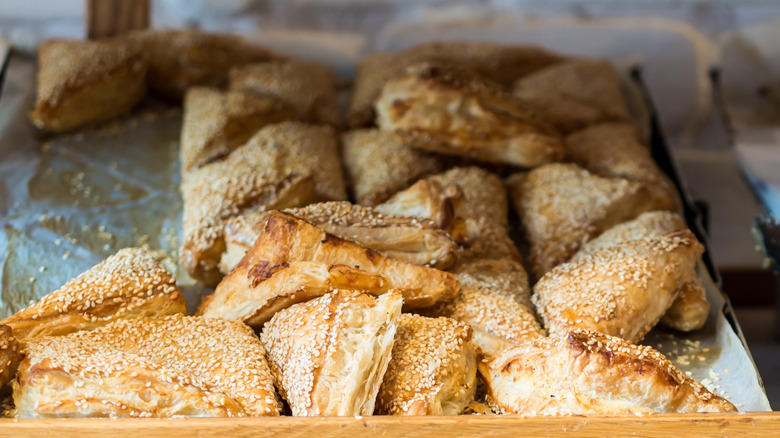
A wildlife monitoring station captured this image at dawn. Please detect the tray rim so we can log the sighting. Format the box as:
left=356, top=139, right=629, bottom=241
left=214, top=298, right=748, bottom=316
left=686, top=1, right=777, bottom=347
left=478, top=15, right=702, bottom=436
left=0, top=412, right=777, bottom=436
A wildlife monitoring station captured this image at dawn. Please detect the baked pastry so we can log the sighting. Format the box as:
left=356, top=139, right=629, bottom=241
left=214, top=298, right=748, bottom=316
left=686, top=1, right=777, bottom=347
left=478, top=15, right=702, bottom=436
left=342, top=129, right=445, bottom=206
left=198, top=211, right=459, bottom=327
left=180, top=87, right=297, bottom=171
left=401, top=41, right=565, bottom=86
left=219, top=201, right=458, bottom=274
left=230, top=59, right=340, bottom=126
left=533, top=230, right=704, bottom=343
left=507, top=163, right=656, bottom=279
left=577, top=211, right=709, bottom=332
left=125, top=29, right=276, bottom=101
left=347, top=43, right=563, bottom=128
left=180, top=122, right=346, bottom=286
left=375, top=63, right=564, bottom=168
left=480, top=329, right=737, bottom=415
left=15, top=314, right=280, bottom=418
left=421, top=258, right=543, bottom=358
left=513, top=59, right=631, bottom=134
left=376, top=314, right=477, bottom=416
left=261, top=290, right=402, bottom=416
left=375, top=179, right=466, bottom=242
left=0, top=325, right=21, bottom=388
left=1, top=248, right=185, bottom=340
left=30, top=39, right=147, bottom=133
left=565, top=123, right=682, bottom=211
left=380, top=167, right=518, bottom=261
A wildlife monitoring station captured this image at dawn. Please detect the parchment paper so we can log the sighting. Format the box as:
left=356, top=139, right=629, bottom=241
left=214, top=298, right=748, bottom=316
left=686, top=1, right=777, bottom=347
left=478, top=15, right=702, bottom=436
left=0, top=41, right=771, bottom=412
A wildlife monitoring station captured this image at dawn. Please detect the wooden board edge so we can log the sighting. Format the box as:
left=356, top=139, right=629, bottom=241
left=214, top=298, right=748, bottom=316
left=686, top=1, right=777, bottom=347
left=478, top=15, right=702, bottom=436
left=0, top=412, right=776, bottom=437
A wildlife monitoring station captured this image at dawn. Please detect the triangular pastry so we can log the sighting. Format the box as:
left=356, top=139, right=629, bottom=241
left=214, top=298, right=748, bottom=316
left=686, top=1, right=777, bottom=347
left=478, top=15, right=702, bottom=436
left=376, top=314, right=477, bottom=416
left=480, top=329, right=736, bottom=415
left=1, top=248, right=185, bottom=340
left=533, top=230, right=704, bottom=342
left=421, top=257, right=543, bottom=358
left=29, top=39, right=147, bottom=133
left=180, top=87, right=297, bottom=171
left=577, top=211, right=709, bottom=332
left=219, top=201, right=458, bottom=274
left=342, top=129, right=445, bottom=206
left=198, top=211, right=459, bottom=328
left=230, top=59, right=340, bottom=126
left=512, top=59, right=630, bottom=134
left=507, top=162, right=656, bottom=279
left=15, top=314, right=279, bottom=418
left=380, top=167, right=518, bottom=261
left=565, top=123, right=681, bottom=211
left=180, top=122, right=346, bottom=286
left=375, top=63, right=564, bottom=168
left=261, top=290, right=402, bottom=416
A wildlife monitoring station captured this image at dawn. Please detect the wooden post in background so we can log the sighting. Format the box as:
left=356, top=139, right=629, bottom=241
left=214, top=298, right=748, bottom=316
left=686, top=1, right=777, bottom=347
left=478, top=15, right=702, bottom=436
left=86, top=0, right=150, bottom=39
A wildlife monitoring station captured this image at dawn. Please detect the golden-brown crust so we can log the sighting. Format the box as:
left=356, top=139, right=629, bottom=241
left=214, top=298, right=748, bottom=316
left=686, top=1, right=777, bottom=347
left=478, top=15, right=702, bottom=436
left=507, top=163, right=657, bottom=279
left=480, top=329, right=737, bottom=415
left=428, top=167, right=518, bottom=260
left=401, top=41, right=565, bottom=86
left=513, top=59, right=631, bottom=134
left=180, top=122, right=346, bottom=286
left=15, top=314, right=280, bottom=418
left=565, top=123, right=682, bottom=211
left=342, top=129, right=445, bottom=206
left=533, top=230, right=704, bottom=343
left=347, top=43, right=564, bottom=128
left=376, top=314, right=477, bottom=416
left=577, top=211, right=709, bottom=332
left=180, top=87, right=298, bottom=171
left=30, top=39, right=147, bottom=133
left=230, top=59, right=340, bottom=126
left=421, top=257, right=543, bottom=358
left=347, top=53, right=406, bottom=128
left=219, top=202, right=459, bottom=274
left=261, top=290, right=402, bottom=416
left=198, top=211, right=459, bottom=327
left=0, top=325, right=21, bottom=388
left=380, top=167, right=518, bottom=261
left=124, top=29, right=276, bottom=101
left=376, top=63, right=564, bottom=167
left=376, top=179, right=464, bottom=238
left=1, top=248, right=185, bottom=341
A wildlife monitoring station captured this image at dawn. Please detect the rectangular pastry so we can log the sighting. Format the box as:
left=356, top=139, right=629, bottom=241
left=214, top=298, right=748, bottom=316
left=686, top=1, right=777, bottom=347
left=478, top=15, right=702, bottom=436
left=375, top=63, right=564, bottom=168
left=125, top=29, right=276, bottom=101
left=261, top=290, right=402, bottom=416
left=29, top=39, right=147, bottom=133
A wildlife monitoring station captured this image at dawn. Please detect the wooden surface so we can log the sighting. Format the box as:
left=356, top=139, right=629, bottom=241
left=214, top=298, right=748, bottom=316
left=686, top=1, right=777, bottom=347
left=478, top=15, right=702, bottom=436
left=0, top=413, right=778, bottom=437
left=86, top=0, right=149, bottom=39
